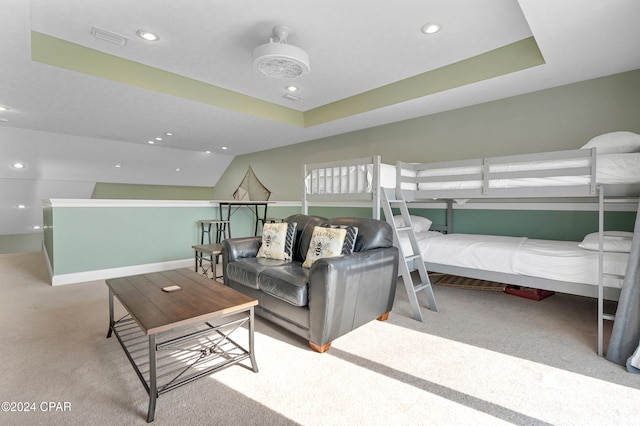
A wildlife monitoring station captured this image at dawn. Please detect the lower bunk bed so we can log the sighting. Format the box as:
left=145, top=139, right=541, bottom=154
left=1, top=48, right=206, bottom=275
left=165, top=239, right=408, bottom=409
left=396, top=228, right=627, bottom=301
left=392, top=207, right=636, bottom=356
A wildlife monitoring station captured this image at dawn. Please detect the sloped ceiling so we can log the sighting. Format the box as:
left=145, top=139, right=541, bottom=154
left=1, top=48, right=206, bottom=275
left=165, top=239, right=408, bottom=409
left=1, top=0, right=639, bottom=235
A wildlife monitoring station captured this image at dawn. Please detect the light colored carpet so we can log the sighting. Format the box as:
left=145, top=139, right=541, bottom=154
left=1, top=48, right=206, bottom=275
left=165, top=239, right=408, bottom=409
left=1, top=252, right=639, bottom=425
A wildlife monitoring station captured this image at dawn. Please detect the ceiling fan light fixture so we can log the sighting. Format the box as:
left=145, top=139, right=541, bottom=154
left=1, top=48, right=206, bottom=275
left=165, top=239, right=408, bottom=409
left=253, top=26, right=310, bottom=79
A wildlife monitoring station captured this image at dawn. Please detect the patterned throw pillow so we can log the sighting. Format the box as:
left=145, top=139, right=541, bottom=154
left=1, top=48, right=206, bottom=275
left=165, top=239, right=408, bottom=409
left=332, top=225, right=358, bottom=255
left=303, top=226, right=349, bottom=268
left=257, top=222, right=297, bottom=260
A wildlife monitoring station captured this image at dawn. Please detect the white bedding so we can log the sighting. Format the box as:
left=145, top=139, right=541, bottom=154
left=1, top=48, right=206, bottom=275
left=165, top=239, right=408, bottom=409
left=398, top=232, right=628, bottom=288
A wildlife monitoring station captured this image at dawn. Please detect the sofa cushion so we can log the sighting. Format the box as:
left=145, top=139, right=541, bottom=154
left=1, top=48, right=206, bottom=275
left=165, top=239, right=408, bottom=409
left=326, top=217, right=393, bottom=252
left=258, top=263, right=310, bottom=306
left=225, top=257, right=290, bottom=290
left=257, top=222, right=297, bottom=260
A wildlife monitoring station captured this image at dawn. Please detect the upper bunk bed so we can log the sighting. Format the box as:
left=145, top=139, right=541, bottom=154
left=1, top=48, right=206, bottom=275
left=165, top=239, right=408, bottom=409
left=303, top=132, right=640, bottom=212
left=394, top=144, right=640, bottom=201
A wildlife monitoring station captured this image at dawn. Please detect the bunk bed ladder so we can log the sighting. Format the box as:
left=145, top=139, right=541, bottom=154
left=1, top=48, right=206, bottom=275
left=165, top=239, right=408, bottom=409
left=382, top=188, right=438, bottom=322
left=597, top=188, right=624, bottom=357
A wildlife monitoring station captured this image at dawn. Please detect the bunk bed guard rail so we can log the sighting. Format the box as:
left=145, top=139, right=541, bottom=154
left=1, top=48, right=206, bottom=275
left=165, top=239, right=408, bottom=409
left=396, top=147, right=597, bottom=201
left=302, top=156, right=382, bottom=219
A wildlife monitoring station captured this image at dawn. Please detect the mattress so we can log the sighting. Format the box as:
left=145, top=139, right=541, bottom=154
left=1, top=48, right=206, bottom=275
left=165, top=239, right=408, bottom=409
left=398, top=232, right=627, bottom=288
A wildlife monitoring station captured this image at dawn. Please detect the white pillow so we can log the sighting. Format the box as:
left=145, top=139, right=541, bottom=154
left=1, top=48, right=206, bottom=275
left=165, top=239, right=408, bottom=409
left=580, top=131, right=640, bottom=154
left=393, top=215, right=432, bottom=233
left=578, top=231, right=634, bottom=253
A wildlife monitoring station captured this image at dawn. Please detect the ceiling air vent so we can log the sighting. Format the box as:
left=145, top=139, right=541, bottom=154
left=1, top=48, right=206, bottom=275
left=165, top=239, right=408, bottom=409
left=90, top=26, right=129, bottom=46
left=282, top=93, right=301, bottom=101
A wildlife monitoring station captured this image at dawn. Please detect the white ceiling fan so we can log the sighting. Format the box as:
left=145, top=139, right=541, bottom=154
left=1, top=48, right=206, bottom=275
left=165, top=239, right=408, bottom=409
left=253, top=25, right=310, bottom=79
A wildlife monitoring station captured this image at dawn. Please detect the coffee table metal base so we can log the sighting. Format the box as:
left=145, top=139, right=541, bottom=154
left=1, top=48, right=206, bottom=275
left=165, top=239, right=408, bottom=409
left=107, top=290, right=258, bottom=422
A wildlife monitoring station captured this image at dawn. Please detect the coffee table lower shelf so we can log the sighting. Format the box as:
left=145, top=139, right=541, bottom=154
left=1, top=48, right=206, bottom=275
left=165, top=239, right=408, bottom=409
left=107, top=298, right=258, bottom=422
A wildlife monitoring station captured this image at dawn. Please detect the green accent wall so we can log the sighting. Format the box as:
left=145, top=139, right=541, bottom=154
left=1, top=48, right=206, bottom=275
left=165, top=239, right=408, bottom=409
left=402, top=208, right=635, bottom=241
left=46, top=203, right=303, bottom=277
left=453, top=210, right=635, bottom=240
left=308, top=206, right=378, bottom=219
left=50, top=206, right=212, bottom=274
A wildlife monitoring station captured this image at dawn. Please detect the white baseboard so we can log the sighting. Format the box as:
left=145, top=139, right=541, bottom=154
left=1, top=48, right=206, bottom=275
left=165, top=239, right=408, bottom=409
left=50, top=258, right=193, bottom=286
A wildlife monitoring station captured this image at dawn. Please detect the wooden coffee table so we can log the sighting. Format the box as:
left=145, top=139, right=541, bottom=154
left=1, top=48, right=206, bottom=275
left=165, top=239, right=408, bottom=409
left=106, top=269, right=258, bottom=422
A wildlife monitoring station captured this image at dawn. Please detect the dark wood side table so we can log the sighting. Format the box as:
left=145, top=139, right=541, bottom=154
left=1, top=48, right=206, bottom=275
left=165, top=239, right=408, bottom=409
left=106, top=269, right=258, bottom=422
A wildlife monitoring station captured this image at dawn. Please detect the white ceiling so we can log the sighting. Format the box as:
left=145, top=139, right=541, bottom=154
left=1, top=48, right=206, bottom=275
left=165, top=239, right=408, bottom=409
left=1, top=0, right=639, bottom=236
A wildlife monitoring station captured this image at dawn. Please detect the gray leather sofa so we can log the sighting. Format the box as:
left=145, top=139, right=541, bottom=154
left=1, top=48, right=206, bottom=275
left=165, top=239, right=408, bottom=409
left=222, top=214, right=399, bottom=352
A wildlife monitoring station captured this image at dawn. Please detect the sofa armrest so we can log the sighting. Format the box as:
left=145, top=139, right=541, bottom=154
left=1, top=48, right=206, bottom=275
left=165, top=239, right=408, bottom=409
left=307, top=246, right=399, bottom=347
left=222, top=236, right=261, bottom=263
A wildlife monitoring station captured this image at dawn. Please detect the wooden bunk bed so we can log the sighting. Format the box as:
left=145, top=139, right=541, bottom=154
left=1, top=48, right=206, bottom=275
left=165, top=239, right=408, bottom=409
left=302, top=132, right=640, bottom=356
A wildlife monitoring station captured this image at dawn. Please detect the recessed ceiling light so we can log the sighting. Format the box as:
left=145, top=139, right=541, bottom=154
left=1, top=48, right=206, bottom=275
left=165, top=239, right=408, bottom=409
left=114, top=164, right=122, bottom=168
left=155, top=137, right=163, bottom=141
left=165, top=132, right=173, bottom=136
left=136, top=30, right=159, bottom=41
left=136, top=30, right=160, bottom=41
left=221, top=147, right=228, bottom=150
left=16, top=204, right=26, bottom=209
left=33, top=225, right=41, bottom=230
left=205, top=150, right=212, bottom=154
left=147, top=140, right=155, bottom=144
left=175, top=168, right=181, bottom=172
left=285, top=85, right=299, bottom=92
left=0, top=106, right=10, bottom=111
left=421, top=23, right=441, bottom=34
left=12, top=162, right=25, bottom=169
